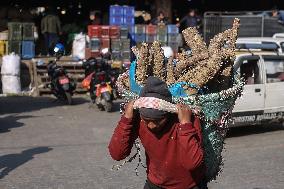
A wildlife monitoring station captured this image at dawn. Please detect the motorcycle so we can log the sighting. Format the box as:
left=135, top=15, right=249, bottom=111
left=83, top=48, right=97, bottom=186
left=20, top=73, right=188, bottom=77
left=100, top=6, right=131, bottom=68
left=47, top=43, right=76, bottom=105
left=94, top=71, right=113, bottom=112
left=82, top=49, right=114, bottom=112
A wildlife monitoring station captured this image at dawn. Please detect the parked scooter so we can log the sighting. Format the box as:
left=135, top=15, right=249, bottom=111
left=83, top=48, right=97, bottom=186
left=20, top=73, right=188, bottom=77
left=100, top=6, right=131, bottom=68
left=47, top=43, right=76, bottom=105
left=82, top=49, right=114, bottom=112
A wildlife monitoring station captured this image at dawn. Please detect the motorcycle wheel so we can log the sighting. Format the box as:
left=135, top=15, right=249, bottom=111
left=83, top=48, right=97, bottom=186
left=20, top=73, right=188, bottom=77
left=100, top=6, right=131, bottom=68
left=104, top=101, right=112, bottom=112
left=65, top=92, right=73, bottom=105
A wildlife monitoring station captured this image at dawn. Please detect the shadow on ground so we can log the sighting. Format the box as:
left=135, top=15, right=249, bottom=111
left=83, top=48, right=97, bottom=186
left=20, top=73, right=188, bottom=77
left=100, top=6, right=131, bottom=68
left=0, top=96, right=89, bottom=114
left=227, top=123, right=284, bottom=138
left=0, top=147, right=52, bottom=179
left=0, top=114, right=34, bottom=133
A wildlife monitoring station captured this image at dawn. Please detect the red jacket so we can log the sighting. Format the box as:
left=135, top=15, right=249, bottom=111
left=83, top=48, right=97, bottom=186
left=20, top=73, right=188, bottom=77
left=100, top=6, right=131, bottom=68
left=108, top=115, right=206, bottom=189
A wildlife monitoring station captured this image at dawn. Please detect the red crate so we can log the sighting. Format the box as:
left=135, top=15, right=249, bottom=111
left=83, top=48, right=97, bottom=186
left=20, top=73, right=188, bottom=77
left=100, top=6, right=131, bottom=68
left=88, top=25, right=101, bottom=38
left=100, top=38, right=110, bottom=49
left=110, top=26, right=120, bottom=39
left=101, top=26, right=110, bottom=38
left=146, top=25, right=157, bottom=35
left=85, top=48, right=91, bottom=59
left=91, top=50, right=100, bottom=58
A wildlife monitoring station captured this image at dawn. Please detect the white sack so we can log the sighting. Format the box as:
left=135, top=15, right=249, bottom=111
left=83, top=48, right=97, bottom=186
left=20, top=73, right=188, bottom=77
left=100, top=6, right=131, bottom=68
left=1, top=53, right=20, bottom=76
left=1, top=75, right=21, bottom=94
left=72, top=33, right=86, bottom=60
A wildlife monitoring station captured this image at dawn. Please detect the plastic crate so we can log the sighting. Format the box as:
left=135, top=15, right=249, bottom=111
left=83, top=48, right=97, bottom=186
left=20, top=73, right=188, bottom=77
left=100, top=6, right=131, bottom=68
left=157, top=25, right=167, bottom=35
left=121, top=39, right=130, bottom=51
left=101, top=26, right=110, bottom=38
left=88, top=25, right=101, bottom=38
left=0, top=40, right=8, bottom=56
left=168, top=33, right=179, bottom=43
left=112, top=50, right=122, bottom=60
left=146, top=25, right=157, bottom=35
left=135, top=33, right=146, bottom=43
left=120, top=26, right=129, bottom=38
left=128, top=25, right=135, bottom=34
left=110, top=5, right=124, bottom=17
left=110, top=26, right=120, bottom=39
left=123, top=17, right=135, bottom=26
left=100, top=38, right=110, bottom=49
left=109, top=16, right=124, bottom=26
left=90, top=38, right=101, bottom=51
left=91, top=50, right=100, bottom=58
left=123, top=6, right=135, bottom=17
left=22, top=22, right=34, bottom=40
left=122, top=51, right=131, bottom=60
left=146, top=34, right=157, bottom=43
left=21, top=41, right=35, bottom=59
left=85, top=48, right=91, bottom=59
left=8, top=40, right=21, bottom=55
left=111, top=39, right=121, bottom=51
left=8, top=22, right=22, bottom=40
left=167, top=25, right=179, bottom=34
left=157, top=34, right=167, bottom=43
left=135, top=25, right=146, bottom=34
left=168, top=42, right=179, bottom=52
left=0, top=31, right=8, bottom=40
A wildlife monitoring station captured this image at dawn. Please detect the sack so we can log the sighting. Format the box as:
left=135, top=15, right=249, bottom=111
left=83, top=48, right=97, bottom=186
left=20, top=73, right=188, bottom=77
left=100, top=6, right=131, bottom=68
left=1, top=53, right=20, bottom=76
left=2, top=75, right=21, bottom=94
left=72, top=33, right=86, bottom=60
left=82, top=72, right=95, bottom=89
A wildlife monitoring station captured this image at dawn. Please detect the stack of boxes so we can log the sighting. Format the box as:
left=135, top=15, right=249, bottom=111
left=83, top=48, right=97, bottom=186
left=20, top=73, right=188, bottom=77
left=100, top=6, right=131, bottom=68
left=167, top=25, right=179, bottom=53
left=7, top=22, right=35, bottom=59
left=110, top=26, right=131, bottom=61
left=146, top=25, right=157, bottom=43
left=135, top=25, right=146, bottom=44
left=157, top=25, right=168, bottom=46
left=109, top=5, right=135, bottom=26
left=87, top=25, right=131, bottom=62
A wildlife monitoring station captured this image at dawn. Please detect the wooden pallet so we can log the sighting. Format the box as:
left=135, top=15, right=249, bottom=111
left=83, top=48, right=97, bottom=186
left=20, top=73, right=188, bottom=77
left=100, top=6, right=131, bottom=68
left=34, top=58, right=88, bottom=96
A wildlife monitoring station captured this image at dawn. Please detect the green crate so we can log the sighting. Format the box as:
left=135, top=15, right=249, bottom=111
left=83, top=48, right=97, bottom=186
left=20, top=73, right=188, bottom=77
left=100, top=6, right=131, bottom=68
left=121, top=38, right=130, bottom=51
left=8, top=40, right=21, bottom=55
left=8, top=22, right=22, bottom=41
left=22, top=23, right=34, bottom=40
left=157, top=25, right=167, bottom=35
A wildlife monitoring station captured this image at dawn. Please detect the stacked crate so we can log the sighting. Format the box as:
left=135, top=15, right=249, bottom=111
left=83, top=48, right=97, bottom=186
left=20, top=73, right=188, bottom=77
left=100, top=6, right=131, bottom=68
left=123, top=6, right=135, bottom=26
left=157, top=25, right=168, bottom=46
left=0, top=31, right=8, bottom=57
left=109, top=5, right=124, bottom=26
left=109, top=5, right=135, bottom=27
left=8, top=22, right=22, bottom=56
left=88, top=26, right=111, bottom=58
left=135, top=25, right=146, bottom=44
left=146, top=25, right=157, bottom=43
left=7, top=22, right=35, bottom=59
left=167, top=25, right=179, bottom=53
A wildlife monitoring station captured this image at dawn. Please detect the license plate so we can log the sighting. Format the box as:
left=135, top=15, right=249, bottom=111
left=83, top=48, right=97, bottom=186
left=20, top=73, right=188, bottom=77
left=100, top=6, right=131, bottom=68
left=100, top=87, right=109, bottom=93
left=59, top=78, right=69, bottom=84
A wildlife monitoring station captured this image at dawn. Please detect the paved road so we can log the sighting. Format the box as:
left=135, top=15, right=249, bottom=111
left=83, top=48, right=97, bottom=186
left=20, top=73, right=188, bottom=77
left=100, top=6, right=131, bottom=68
left=0, top=96, right=283, bottom=189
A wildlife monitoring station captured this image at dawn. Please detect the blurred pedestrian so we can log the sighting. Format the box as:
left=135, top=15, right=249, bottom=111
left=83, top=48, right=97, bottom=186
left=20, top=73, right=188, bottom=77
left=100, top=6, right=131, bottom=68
left=177, top=9, right=202, bottom=32
left=151, top=11, right=169, bottom=25
left=41, top=7, right=61, bottom=55
left=89, top=11, right=101, bottom=25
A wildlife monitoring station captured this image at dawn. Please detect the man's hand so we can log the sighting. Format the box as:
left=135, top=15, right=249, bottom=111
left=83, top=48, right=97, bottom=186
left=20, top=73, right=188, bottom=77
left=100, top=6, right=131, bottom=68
left=177, top=104, right=192, bottom=124
left=124, top=101, right=135, bottom=119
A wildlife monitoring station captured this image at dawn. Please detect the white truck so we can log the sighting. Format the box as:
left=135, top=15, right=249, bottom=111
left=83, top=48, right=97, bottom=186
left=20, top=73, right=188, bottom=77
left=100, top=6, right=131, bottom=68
left=232, top=51, right=284, bottom=126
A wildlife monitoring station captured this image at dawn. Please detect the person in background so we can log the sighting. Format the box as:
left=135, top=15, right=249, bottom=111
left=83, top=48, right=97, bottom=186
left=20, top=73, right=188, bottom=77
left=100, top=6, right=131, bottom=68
left=177, top=9, right=202, bottom=32
left=151, top=11, right=169, bottom=25
left=41, top=7, right=61, bottom=55
left=271, top=7, right=284, bottom=24
left=89, top=11, right=101, bottom=25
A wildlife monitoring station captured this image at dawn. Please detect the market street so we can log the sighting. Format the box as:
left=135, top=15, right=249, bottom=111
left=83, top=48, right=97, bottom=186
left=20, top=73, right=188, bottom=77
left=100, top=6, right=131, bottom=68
left=0, top=96, right=283, bottom=189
